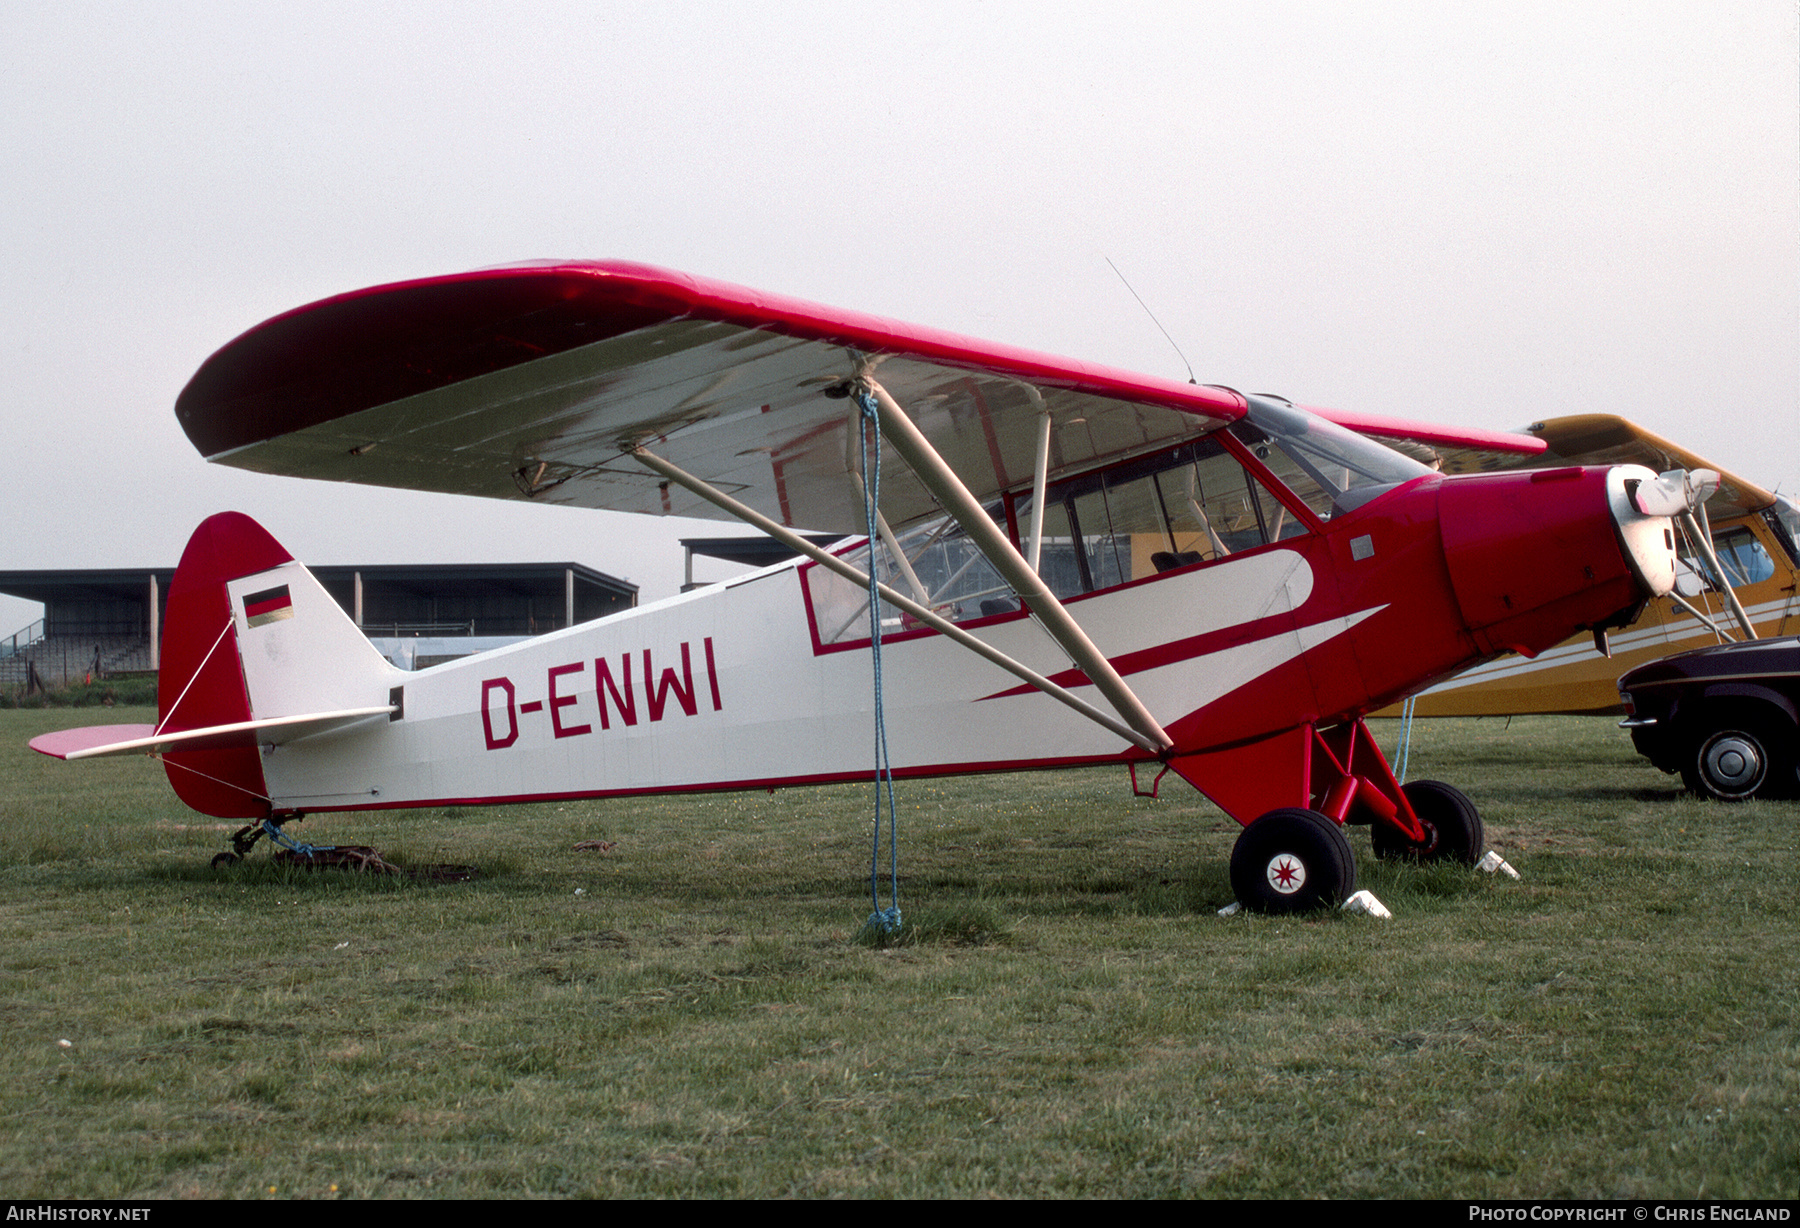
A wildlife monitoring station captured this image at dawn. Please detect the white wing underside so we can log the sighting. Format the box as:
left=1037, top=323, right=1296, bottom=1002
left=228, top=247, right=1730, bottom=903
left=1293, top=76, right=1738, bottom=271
left=215, top=319, right=1226, bottom=534
left=180, top=262, right=1241, bottom=536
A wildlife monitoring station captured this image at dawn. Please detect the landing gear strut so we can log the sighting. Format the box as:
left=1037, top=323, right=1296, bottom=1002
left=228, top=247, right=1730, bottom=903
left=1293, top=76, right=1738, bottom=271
left=1371, top=780, right=1485, bottom=866
left=209, top=813, right=312, bottom=869
left=1169, top=716, right=1488, bottom=912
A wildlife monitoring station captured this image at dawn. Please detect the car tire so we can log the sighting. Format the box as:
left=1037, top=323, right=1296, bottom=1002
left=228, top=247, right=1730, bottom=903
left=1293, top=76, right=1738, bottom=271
left=1682, top=709, right=1799, bottom=802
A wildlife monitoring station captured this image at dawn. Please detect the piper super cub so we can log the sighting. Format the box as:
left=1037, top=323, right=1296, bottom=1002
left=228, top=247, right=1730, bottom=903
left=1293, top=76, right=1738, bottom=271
left=32, top=262, right=1700, bottom=913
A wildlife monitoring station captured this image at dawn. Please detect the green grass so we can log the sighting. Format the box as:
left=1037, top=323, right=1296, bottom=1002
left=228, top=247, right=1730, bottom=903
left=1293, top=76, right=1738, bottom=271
left=0, top=675, right=159, bottom=709
left=1, top=709, right=1795, bottom=1198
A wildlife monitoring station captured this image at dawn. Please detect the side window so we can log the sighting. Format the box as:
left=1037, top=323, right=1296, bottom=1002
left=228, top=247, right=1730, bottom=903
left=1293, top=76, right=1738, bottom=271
left=803, top=430, right=1329, bottom=650
left=1248, top=477, right=1311, bottom=543
left=1016, top=435, right=1302, bottom=597
left=803, top=504, right=1021, bottom=647
left=1067, top=487, right=1129, bottom=591
left=1713, top=528, right=1775, bottom=587
left=1022, top=498, right=1087, bottom=602
left=1677, top=525, right=1776, bottom=590
left=1157, top=448, right=1281, bottom=557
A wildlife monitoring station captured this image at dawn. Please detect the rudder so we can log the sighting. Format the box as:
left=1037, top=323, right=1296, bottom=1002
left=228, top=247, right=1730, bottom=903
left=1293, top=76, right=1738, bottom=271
left=158, top=512, right=400, bottom=818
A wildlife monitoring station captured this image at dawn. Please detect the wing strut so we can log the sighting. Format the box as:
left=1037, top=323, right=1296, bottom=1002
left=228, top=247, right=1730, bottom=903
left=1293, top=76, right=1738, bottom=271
left=1679, top=501, right=1757, bottom=641
left=846, top=468, right=931, bottom=604
left=630, top=446, right=1166, bottom=754
left=1025, top=392, right=1053, bottom=574
left=1638, top=468, right=1757, bottom=642
left=1666, top=590, right=1739, bottom=642
left=858, top=378, right=1175, bottom=753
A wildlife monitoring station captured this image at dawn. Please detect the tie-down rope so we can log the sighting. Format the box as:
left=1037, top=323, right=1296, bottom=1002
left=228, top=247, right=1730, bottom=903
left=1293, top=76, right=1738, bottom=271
left=852, top=386, right=902, bottom=939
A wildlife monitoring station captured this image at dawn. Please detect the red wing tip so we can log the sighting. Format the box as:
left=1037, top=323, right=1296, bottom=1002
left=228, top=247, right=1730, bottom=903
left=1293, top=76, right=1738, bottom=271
left=29, top=725, right=157, bottom=760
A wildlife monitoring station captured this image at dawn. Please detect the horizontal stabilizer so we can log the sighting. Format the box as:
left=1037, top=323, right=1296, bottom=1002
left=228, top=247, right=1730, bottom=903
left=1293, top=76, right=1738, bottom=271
left=29, top=706, right=394, bottom=761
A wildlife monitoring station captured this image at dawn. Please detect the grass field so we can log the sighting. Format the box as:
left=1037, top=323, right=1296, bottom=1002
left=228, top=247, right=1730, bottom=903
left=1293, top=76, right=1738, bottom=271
left=1, top=708, right=1795, bottom=1199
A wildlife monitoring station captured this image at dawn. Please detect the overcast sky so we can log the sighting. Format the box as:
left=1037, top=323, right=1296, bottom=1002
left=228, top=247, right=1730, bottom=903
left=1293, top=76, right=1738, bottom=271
left=3, top=1, right=1794, bottom=634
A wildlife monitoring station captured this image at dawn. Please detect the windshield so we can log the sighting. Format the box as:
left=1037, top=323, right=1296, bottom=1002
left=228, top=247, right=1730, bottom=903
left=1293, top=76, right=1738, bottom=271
left=1765, top=496, right=1800, bottom=567
left=1230, top=395, right=1434, bottom=516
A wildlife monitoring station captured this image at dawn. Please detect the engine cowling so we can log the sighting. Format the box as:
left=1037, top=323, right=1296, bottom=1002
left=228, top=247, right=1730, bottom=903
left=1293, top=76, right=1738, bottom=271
left=1438, top=464, right=1676, bottom=659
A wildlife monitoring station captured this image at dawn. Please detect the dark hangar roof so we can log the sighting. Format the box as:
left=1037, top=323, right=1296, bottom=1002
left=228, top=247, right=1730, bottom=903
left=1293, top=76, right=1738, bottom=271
left=680, top=534, right=842, bottom=569
left=0, top=562, right=637, bottom=639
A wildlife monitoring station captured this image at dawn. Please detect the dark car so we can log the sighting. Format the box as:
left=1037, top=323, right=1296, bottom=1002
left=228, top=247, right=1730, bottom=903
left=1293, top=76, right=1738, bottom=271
left=1617, top=636, right=1800, bottom=801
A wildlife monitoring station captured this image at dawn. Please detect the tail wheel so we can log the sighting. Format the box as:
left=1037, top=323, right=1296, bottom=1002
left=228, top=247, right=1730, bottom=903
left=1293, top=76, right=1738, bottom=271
left=1229, top=808, right=1356, bottom=914
left=1372, top=779, right=1484, bottom=866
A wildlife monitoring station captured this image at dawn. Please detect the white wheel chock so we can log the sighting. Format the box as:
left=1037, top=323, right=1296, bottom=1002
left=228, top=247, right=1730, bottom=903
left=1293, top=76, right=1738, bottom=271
left=1340, top=890, right=1392, bottom=919
left=1475, top=849, right=1521, bottom=879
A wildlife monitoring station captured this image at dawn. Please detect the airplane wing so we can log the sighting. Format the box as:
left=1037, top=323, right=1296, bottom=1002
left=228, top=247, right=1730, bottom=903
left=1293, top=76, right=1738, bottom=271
left=1520, top=415, right=1776, bottom=520
left=1306, top=405, right=1548, bottom=474
left=177, top=261, right=1247, bottom=534
left=1310, top=407, right=1773, bottom=521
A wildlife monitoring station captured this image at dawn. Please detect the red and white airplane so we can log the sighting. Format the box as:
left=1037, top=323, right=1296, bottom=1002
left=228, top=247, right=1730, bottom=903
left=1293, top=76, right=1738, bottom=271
left=32, top=262, right=1699, bottom=913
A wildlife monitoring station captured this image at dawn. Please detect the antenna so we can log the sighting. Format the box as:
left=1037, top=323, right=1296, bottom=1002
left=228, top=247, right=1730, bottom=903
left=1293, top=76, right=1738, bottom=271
left=1105, top=257, right=1197, bottom=385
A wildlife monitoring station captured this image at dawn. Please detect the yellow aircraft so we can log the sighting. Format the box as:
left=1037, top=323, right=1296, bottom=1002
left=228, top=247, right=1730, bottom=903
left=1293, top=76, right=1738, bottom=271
left=1368, top=415, right=1798, bottom=717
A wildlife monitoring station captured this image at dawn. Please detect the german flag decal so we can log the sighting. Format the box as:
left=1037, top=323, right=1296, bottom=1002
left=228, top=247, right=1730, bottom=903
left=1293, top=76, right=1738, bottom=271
left=243, top=584, right=294, bottom=628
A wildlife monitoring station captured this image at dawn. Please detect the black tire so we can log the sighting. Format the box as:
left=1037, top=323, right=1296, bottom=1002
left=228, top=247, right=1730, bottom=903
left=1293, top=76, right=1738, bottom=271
left=210, top=852, right=241, bottom=870
left=1373, top=780, right=1484, bottom=866
left=1230, top=808, right=1356, bottom=914
left=1681, top=711, right=1798, bottom=801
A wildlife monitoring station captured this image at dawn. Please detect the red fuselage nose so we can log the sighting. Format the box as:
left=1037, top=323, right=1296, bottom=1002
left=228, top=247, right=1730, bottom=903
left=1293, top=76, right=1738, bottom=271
left=1436, top=466, right=1655, bottom=659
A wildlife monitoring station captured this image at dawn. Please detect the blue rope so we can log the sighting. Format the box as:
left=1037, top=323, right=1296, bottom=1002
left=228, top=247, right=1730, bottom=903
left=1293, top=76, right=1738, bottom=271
left=1396, top=694, right=1417, bottom=784
left=853, top=387, right=902, bottom=938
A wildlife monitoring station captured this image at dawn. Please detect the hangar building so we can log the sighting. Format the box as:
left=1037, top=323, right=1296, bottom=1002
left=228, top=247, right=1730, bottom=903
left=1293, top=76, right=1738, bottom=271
left=0, top=562, right=637, bottom=689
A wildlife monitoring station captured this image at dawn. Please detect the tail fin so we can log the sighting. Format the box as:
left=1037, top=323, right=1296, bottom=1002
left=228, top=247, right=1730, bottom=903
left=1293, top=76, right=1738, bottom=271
left=158, top=512, right=400, bottom=817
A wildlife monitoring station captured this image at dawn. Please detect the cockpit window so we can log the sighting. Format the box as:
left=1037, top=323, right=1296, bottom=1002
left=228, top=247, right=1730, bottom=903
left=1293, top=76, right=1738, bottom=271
left=1682, top=526, right=1778, bottom=589
left=1016, top=433, right=1301, bottom=596
left=800, top=401, right=1432, bottom=649
left=1765, top=496, right=1800, bottom=567
left=1230, top=396, right=1434, bottom=517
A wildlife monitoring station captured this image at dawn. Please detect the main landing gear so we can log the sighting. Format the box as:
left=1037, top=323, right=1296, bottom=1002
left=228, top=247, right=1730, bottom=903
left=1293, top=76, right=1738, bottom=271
left=1203, top=718, right=1488, bottom=915
left=1370, top=779, right=1484, bottom=866
left=1229, top=781, right=1483, bottom=915
left=1229, top=808, right=1357, bottom=914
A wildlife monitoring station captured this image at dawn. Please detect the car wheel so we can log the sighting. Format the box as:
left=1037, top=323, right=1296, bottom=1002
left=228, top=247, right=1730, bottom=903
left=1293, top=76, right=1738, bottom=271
left=1229, top=808, right=1356, bottom=914
left=1373, top=780, right=1485, bottom=866
left=1684, top=713, right=1798, bottom=801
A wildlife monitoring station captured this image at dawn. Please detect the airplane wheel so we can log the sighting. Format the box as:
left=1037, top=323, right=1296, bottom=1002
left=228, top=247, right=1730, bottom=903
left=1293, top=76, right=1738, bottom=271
left=1373, top=780, right=1484, bottom=866
left=1682, top=712, right=1797, bottom=801
left=1229, top=808, right=1356, bottom=914
left=210, top=852, right=241, bottom=870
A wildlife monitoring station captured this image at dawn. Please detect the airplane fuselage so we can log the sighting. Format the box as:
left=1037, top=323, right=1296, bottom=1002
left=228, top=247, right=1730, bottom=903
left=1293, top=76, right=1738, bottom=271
left=233, top=460, right=1655, bottom=827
